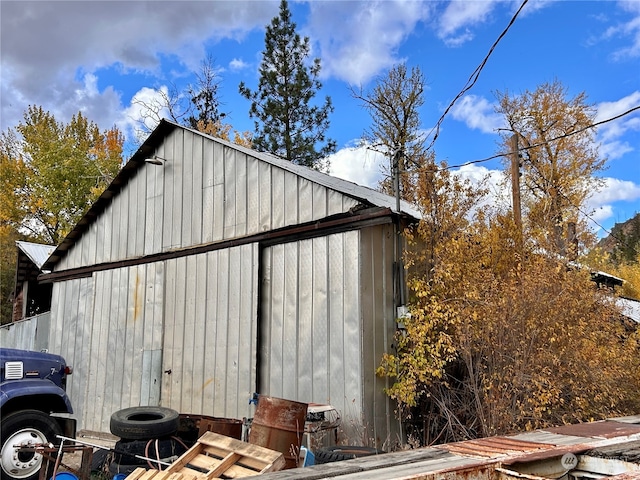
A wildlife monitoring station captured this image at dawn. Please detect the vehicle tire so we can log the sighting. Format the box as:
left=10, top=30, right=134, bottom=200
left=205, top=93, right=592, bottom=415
left=313, top=446, right=384, bottom=464
left=0, top=410, right=62, bottom=480
left=110, top=407, right=179, bottom=440
left=112, top=438, right=186, bottom=465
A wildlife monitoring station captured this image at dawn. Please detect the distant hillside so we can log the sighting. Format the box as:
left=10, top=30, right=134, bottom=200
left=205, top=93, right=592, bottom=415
left=598, top=213, right=640, bottom=263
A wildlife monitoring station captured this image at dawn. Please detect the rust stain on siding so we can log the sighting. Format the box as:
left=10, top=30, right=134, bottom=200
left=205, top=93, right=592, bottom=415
left=133, top=272, right=142, bottom=321
left=201, top=377, right=214, bottom=391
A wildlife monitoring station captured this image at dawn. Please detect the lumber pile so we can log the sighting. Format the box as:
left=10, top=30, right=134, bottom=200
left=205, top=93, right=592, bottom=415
left=124, top=431, right=285, bottom=479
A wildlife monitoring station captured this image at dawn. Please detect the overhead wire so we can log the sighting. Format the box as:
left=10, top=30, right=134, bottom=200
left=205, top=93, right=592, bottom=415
left=425, top=0, right=530, bottom=152
left=441, top=104, right=640, bottom=170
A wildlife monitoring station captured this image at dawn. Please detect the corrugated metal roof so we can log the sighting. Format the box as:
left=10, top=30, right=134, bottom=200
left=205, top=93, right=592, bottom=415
left=437, top=437, right=551, bottom=459
left=16, top=241, right=55, bottom=270
left=43, top=119, right=421, bottom=270
left=617, top=297, right=640, bottom=323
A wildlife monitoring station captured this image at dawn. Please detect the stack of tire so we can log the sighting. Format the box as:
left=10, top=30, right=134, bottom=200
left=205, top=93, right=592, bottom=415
left=108, top=407, right=188, bottom=475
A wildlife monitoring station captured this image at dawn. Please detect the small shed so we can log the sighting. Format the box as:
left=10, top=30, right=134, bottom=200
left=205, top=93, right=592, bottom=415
left=12, top=241, right=55, bottom=321
left=40, top=120, right=419, bottom=446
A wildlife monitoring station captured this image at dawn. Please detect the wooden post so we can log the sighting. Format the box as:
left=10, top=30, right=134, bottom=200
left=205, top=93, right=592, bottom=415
left=510, top=134, right=523, bottom=250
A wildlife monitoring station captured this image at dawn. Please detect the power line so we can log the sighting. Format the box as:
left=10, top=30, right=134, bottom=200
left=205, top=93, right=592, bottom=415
left=442, top=104, right=640, bottom=170
left=425, top=0, right=529, bottom=152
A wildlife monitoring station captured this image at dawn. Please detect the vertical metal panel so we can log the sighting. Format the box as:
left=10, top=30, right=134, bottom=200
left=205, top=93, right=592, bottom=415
left=235, top=151, right=248, bottom=237
left=0, top=313, right=49, bottom=351
left=172, top=129, right=185, bottom=249
left=258, top=161, right=272, bottom=231
left=56, top=264, right=165, bottom=433
left=190, top=133, right=203, bottom=245
left=271, top=167, right=285, bottom=229
left=53, top=276, right=95, bottom=430
left=312, top=183, right=328, bottom=219
left=298, top=177, right=313, bottom=223
left=360, top=224, right=400, bottom=447
left=102, top=202, right=114, bottom=265
left=260, top=232, right=363, bottom=437
left=223, top=147, right=237, bottom=239
left=284, top=171, right=299, bottom=225
left=162, top=131, right=178, bottom=249
left=130, top=166, right=147, bottom=258
left=182, top=130, right=194, bottom=247
left=161, top=245, right=258, bottom=420
left=54, top=133, right=362, bottom=271
left=202, top=139, right=215, bottom=243
left=33, top=312, right=51, bottom=351
left=114, top=182, right=129, bottom=259
left=144, top=161, right=160, bottom=256
left=212, top=142, right=225, bottom=241
left=246, top=155, right=260, bottom=234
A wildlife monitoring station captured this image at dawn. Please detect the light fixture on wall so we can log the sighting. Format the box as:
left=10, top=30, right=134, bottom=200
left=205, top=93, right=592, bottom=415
left=145, top=155, right=165, bottom=166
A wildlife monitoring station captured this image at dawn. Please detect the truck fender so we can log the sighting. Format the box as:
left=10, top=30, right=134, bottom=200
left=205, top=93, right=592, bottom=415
left=0, top=378, right=73, bottom=413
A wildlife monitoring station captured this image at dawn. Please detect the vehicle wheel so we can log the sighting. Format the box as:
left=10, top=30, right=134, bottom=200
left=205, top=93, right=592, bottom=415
left=0, top=410, right=62, bottom=480
left=110, top=407, right=179, bottom=440
left=313, top=446, right=384, bottom=464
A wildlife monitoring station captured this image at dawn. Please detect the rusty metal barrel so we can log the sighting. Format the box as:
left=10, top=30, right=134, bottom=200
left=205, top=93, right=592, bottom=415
left=248, top=395, right=308, bottom=469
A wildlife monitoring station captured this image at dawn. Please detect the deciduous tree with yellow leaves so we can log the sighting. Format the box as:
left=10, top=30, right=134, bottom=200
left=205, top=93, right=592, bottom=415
left=1, top=107, right=123, bottom=323
left=376, top=80, right=640, bottom=446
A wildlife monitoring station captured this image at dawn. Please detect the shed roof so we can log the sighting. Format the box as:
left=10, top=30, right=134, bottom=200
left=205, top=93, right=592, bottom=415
left=16, top=241, right=55, bottom=271
left=43, top=119, right=420, bottom=270
left=617, top=297, right=640, bottom=324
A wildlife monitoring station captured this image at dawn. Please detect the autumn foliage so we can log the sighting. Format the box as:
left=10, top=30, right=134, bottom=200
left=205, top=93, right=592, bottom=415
left=377, top=82, right=640, bottom=445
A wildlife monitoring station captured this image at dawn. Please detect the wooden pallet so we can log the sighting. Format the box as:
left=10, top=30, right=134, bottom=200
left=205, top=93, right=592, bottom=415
left=125, top=431, right=285, bottom=480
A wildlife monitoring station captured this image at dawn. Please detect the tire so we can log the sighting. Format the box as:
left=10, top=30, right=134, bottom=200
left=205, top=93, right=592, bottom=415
left=0, top=410, right=63, bottom=480
left=313, top=446, right=384, bottom=464
left=112, top=438, right=187, bottom=465
left=110, top=407, right=179, bottom=440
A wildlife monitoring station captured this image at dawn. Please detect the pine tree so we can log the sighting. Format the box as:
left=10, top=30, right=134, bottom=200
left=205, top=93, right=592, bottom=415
left=239, top=0, right=336, bottom=170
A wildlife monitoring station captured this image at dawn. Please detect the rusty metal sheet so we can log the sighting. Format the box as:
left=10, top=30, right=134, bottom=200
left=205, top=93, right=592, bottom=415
left=437, top=437, right=552, bottom=459
left=545, top=421, right=640, bottom=439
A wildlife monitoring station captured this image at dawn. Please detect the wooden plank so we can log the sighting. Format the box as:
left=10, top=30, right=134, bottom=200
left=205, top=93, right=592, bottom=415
left=124, top=467, right=148, bottom=480
left=163, top=431, right=285, bottom=478
left=207, top=452, right=241, bottom=478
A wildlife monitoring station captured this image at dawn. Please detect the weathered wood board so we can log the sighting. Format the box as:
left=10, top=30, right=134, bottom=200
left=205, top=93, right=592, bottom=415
left=125, top=431, right=285, bottom=479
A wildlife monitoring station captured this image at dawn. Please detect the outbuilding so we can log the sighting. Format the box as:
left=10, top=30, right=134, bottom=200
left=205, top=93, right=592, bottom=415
left=38, top=120, right=419, bottom=447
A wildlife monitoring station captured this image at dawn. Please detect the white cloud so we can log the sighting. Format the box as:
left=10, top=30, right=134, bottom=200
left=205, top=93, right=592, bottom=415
left=438, top=0, right=497, bottom=43
left=595, top=91, right=640, bottom=158
left=609, top=1, right=640, bottom=59
left=450, top=95, right=505, bottom=133
left=229, top=58, right=250, bottom=71
left=454, top=164, right=510, bottom=213
left=590, top=177, right=640, bottom=205
left=306, top=1, right=431, bottom=85
left=328, top=144, right=387, bottom=188
left=118, top=86, right=173, bottom=146
left=0, top=0, right=277, bottom=130
left=585, top=176, right=640, bottom=228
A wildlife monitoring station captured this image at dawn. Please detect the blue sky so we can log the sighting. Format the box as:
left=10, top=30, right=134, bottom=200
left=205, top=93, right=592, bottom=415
left=2, top=0, right=639, bottom=237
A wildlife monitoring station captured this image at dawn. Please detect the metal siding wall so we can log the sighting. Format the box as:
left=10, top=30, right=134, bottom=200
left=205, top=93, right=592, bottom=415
left=0, top=314, right=48, bottom=350
left=47, top=278, right=95, bottom=433
left=54, top=130, right=361, bottom=271
left=49, top=266, right=165, bottom=433
left=161, top=244, right=258, bottom=421
left=260, top=232, right=363, bottom=437
left=359, top=224, right=400, bottom=448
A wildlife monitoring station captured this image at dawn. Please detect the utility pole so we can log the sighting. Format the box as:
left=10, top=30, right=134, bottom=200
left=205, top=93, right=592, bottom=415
left=510, top=134, right=523, bottom=251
